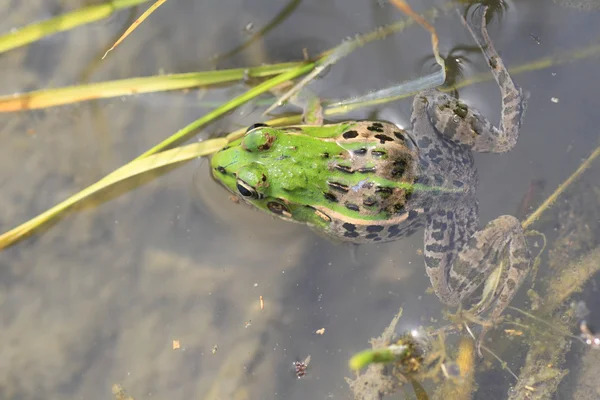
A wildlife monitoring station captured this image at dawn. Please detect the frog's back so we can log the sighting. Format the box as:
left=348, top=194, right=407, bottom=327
left=320, top=118, right=478, bottom=244
left=316, top=120, right=426, bottom=243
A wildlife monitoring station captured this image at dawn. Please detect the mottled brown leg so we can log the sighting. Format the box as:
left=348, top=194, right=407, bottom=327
left=424, top=6, right=528, bottom=153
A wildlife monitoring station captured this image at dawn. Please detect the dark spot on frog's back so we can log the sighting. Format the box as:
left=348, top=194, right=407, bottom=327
left=365, top=233, right=379, bottom=240
left=343, top=222, right=356, bottom=232
left=345, top=202, right=360, bottom=212
left=363, top=196, right=377, bottom=207
left=371, top=150, right=386, bottom=158
left=342, top=130, right=359, bottom=139
left=366, top=225, right=384, bottom=233
left=353, top=148, right=367, bottom=156
left=391, top=159, right=406, bottom=177
left=375, top=186, right=393, bottom=195
left=323, top=192, right=338, bottom=202
left=393, top=131, right=403, bottom=139
left=367, top=123, right=384, bottom=132
left=334, top=164, right=354, bottom=174
left=392, top=203, right=405, bottom=213
left=344, top=231, right=360, bottom=238
left=327, top=181, right=349, bottom=193
left=374, top=134, right=394, bottom=144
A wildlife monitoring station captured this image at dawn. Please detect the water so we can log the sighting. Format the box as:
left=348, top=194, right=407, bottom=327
left=1, top=0, right=600, bottom=399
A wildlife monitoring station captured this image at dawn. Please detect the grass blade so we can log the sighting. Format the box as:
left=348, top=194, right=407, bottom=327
left=0, top=62, right=304, bottom=112
left=0, top=0, right=150, bottom=55
left=0, top=138, right=227, bottom=250
left=103, top=0, right=168, bottom=59
left=136, top=60, right=316, bottom=158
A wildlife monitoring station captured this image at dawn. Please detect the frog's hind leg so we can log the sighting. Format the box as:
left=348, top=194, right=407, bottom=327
left=451, top=215, right=530, bottom=315
left=418, top=6, right=528, bottom=153
left=425, top=210, right=530, bottom=349
left=451, top=215, right=530, bottom=354
left=423, top=202, right=481, bottom=308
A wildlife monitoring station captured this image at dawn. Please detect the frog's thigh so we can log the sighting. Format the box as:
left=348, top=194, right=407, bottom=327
left=451, top=215, right=530, bottom=316
left=424, top=203, right=479, bottom=307
left=425, top=91, right=516, bottom=153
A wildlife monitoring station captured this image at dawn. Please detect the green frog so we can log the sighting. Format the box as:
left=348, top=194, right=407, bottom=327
left=210, top=10, right=530, bottom=329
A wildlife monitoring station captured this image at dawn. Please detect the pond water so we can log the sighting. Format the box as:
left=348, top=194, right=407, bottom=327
left=1, top=0, right=600, bottom=399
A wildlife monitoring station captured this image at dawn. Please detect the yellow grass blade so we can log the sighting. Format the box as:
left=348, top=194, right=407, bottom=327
left=0, top=0, right=150, bottom=55
left=103, top=0, right=168, bottom=59
left=0, top=62, right=303, bottom=112
left=0, top=61, right=317, bottom=249
left=0, top=138, right=227, bottom=250
left=390, top=0, right=445, bottom=79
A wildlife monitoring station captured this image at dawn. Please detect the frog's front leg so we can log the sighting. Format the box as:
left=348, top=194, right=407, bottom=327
left=269, top=86, right=323, bottom=125
left=413, top=6, right=527, bottom=153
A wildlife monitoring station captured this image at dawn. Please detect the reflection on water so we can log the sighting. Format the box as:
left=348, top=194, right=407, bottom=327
left=1, top=1, right=600, bottom=399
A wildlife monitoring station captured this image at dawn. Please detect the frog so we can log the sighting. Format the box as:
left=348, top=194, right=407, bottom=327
left=210, top=8, right=530, bottom=333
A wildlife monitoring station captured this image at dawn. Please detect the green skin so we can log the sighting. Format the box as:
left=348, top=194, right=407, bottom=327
left=210, top=8, right=532, bottom=347
left=211, top=122, right=429, bottom=236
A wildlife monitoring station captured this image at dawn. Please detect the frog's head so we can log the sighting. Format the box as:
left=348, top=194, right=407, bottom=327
left=210, top=123, right=334, bottom=229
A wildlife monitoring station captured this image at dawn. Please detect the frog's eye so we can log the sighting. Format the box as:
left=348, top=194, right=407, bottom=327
left=236, top=178, right=262, bottom=199
left=246, top=123, right=268, bottom=133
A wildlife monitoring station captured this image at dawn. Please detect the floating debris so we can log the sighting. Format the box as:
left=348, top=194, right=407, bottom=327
left=315, top=328, right=326, bottom=335
left=112, top=384, right=135, bottom=400
left=172, top=340, right=180, bottom=350
left=580, top=321, right=600, bottom=348
left=294, top=355, right=311, bottom=378
left=212, top=345, right=218, bottom=354
left=551, top=97, right=559, bottom=103
left=529, top=33, right=541, bottom=44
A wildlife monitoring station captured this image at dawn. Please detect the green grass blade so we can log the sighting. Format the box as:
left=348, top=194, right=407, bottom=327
left=136, top=61, right=316, bottom=158
left=0, top=0, right=151, bottom=55
left=0, top=61, right=316, bottom=249
left=0, top=138, right=227, bottom=250
left=0, top=62, right=304, bottom=111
